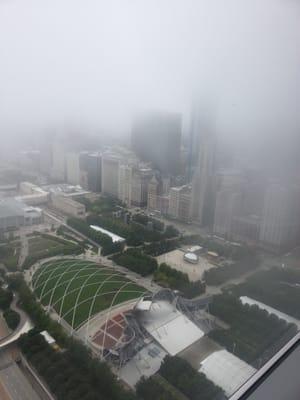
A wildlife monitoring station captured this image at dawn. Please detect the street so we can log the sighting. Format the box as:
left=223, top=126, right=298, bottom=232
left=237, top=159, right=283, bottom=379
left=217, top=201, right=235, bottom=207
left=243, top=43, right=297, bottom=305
left=0, top=348, right=41, bottom=400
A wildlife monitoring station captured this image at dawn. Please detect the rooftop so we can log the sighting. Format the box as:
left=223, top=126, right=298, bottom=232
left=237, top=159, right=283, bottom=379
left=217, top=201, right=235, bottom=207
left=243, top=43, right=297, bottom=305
left=0, top=198, right=26, bottom=218
left=42, top=183, right=89, bottom=197
left=138, top=300, right=204, bottom=356
left=199, top=349, right=256, bottom=397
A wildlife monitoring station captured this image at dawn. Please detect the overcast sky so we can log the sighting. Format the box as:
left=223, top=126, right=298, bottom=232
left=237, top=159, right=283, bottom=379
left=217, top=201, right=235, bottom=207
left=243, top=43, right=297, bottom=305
left=0, top=0, right=299, bottom=155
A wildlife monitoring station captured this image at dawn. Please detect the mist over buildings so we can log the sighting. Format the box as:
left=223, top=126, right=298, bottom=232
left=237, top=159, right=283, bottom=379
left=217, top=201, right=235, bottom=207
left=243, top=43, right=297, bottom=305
left=0, top=0, right=299, bottom=173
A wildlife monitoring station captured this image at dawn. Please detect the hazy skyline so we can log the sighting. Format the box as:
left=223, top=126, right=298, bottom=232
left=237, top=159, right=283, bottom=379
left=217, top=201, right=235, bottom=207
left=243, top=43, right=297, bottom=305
left=0, top=0, right=299, bottom=157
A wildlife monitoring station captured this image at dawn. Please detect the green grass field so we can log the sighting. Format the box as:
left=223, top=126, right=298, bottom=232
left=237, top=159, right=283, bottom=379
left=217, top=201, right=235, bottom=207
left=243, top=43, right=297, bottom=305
left=32, top=259, right=146, bottom=329
left=28, top=236, right=64, bottom=255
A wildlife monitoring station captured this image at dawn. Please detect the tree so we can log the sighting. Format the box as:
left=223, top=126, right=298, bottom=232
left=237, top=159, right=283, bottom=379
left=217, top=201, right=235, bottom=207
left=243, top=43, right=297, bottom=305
left=164, top=225, right=179, bottom=239
left=3, top=309, right=20, bottom=330
left=0, top=287, right=13, bottom=310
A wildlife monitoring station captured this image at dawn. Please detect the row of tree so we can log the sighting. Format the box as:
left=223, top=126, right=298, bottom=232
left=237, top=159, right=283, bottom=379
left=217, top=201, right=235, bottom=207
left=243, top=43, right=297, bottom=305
left=112, top=248, right=158, bottom=276
left=132, top=213, right=165, bottom=232
left=203, top=253, right=260, bottom=286
left=19, top=331, right=137, bottom=400
left=9, top=275, right=137, bottom=400
left=0, top=286, right=20, bottom=330
left=67, top=217, right=124, bottom=255
left=3, top=308, right=20, bottom=330
left=0, top=242, right=20, bottom=271
left=87, top=214, right=167, bottom=246
left=154, top=263, right=206, bottom=298
left=208, top=294, right=297, bottom=366
left=136, top=374, right=186, bottom=400
left=77, top=195, right=122, bottom=215
left=143, top=239, right=179, bottom=256
left=232, top=267, right=300, bottom=319
left=0, top=287, right=13, bottom=309
left=137, top=355, right=224, bottom=400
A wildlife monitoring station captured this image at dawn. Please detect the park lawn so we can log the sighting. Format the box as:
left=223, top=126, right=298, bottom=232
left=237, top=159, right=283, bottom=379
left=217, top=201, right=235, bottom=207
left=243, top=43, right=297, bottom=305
left=32, top=259, right=146, bottom=329
left=28, top=236, right=64, bottom=255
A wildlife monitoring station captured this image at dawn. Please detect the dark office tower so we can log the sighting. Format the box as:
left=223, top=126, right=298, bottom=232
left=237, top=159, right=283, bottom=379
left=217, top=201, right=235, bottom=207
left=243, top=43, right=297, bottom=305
left=80, top=152, right=102, bottom=192
left=191, top=127, right=217, bottom=226
left=131, top=111, right=182, bottom=175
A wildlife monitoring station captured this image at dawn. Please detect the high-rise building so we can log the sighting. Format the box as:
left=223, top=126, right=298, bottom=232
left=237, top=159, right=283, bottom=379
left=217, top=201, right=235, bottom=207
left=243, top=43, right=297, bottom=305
left=80, top=152, right=102, bottom=192
left=51, top=140, right=66, bottom=181
left=169, top=185, right=192, bottom=222
left=231, top=214, right=261, bottom=244
left=187, top=101, right=216, bottom=180
left=191, top=131, right=217, bottom=226
left=131, top=111, right=182, bottom=175
left=101, top=154, right=120, bottom=198
left=118, top=164, right=132, bottom=206
left=131, top=168, right=153, bottom=207
left=147, top=176, right=160, bottom=211
left=66, top=152, right=82, bottom=185
left=213, top=188, right=242, bottom=238
left=259, top=183, right=300, bottom=249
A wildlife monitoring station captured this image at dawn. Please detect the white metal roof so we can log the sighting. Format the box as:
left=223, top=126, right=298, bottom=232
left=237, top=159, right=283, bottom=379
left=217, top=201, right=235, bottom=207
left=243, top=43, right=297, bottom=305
left=199, top=349, right=256, bottom=397
left=90, top=224, right=125, bottom=243
left=240, top=296, right=300, bottom=329
left=135, top=298, right=152, bottom=311
left=140, top=300, right=204, bottom=355
left=120, top=343, right=167, bottom=388
left=187, top=245, right=203, bottom=253
left=184, top=252, right=198, bottom=262
left=40, top=330, right=56, bottom=344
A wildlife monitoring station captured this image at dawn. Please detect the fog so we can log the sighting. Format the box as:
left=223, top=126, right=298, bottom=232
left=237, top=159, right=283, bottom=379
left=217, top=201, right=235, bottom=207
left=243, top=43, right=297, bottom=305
left=0, top=0, right=300, bottom=160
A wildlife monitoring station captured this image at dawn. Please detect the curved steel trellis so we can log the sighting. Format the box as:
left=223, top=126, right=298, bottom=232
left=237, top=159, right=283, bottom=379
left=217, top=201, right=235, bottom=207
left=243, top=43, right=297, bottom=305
left=36, top=263, right=114, bottom=304
left=33, top=259, right=67, bottom=291
left=47, top=262, right=89, bottom=310
left=55, top=265, right=106, bottom=321
left=38, top=261, right=84, bottom=302
left=31, top=259, right=148, bottom=349
left=70, top=269, right=123, bottom=331
left=61, top=288, right=144, bottom=330
left=65, top=279, right=134, bottom=325
left=33, top=259, right=92, bottom=292
left=38, top=261, right=78, bottom=301
left=83, top=272, right=129, bottom=340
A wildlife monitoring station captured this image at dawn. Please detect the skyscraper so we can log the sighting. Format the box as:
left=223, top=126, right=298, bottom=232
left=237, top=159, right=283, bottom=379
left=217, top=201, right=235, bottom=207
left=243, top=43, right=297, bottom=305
left=259, top=183, right=300, bottom=249
left=80, top=152, right=102, bottom=192
left=131, top=111, right=182, bottom=175
left=118, top=164, right=132, bottom=206
left=66, top=152, right=81, bottom=185
left=187, top=101, right=216, bottom=181
left=51, top=140, right=66, bottom=182
left=101, top=153, right=120, bottom=198
left=190, top=130, right=217, bottom=226
left=169, top=185, right=192, bottom=222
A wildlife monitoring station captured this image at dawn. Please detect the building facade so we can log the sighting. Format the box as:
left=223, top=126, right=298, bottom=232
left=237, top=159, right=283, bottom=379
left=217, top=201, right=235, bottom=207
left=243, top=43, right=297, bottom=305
left=101, top=154, right=120, bottom=198
left=118, top=164, right=132, bottom=206
left=66, top=152, right=82, bottom=185
left=131, top=168, right=153, bottom=207
left=51, top=195, right=86, bottom=219
left=191, top=132, right=217, bottom=226
left=169, top=185, right=192, bottom=222
left=80, top=152, right=102, bottom=192
left=259, top=184, right=300, bottom=249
